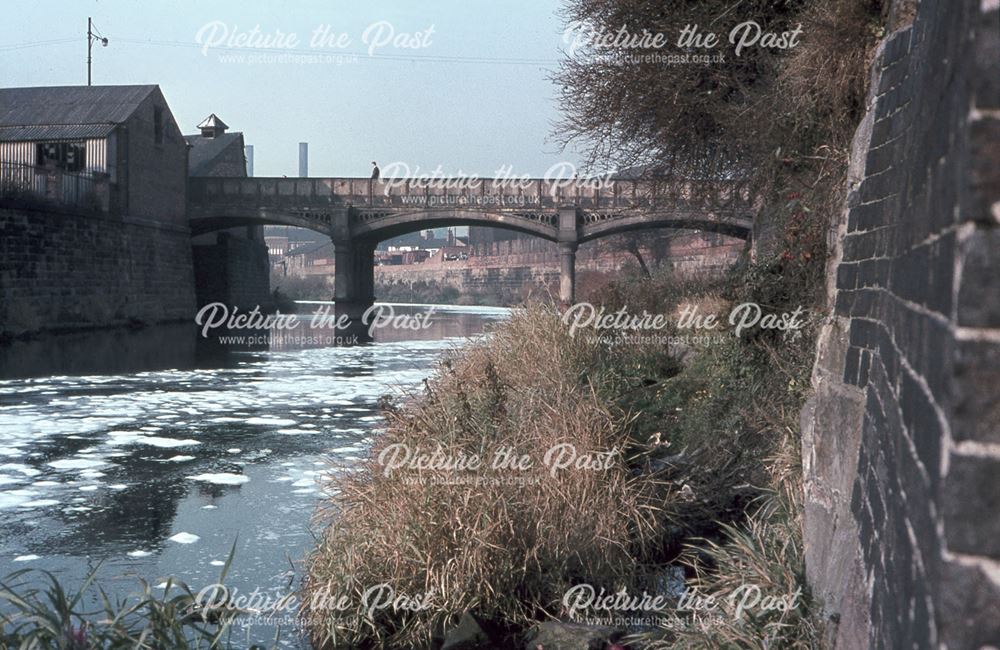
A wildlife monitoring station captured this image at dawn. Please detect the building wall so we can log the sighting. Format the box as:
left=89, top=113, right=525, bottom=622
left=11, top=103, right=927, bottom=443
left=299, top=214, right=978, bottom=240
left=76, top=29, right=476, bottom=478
left=119, top=88, right=187, bottom=225
left=0, top=206, right=196, bottom=337
left=196, top=136, right=247, bottom=178
left=801, top=1, right=1000, bottom=648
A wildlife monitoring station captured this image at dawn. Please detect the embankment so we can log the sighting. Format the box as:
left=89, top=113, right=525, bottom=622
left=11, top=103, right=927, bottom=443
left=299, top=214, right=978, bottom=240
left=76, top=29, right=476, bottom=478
left=0, top=205, right=197, bottom=338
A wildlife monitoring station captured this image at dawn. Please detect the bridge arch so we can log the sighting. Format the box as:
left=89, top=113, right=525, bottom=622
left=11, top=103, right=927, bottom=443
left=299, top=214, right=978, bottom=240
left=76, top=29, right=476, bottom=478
left=188, top=208, right=338, bottom=238
left=579, top=211, right=752, bottom=243
left=186, top=176, right=757, bottom=338
left=349, top=207, right=558, bottom=244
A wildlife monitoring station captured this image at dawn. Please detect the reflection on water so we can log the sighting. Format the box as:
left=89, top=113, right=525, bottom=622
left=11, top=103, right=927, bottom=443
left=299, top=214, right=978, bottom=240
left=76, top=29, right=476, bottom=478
left=0, top=303, right=507, bottom=647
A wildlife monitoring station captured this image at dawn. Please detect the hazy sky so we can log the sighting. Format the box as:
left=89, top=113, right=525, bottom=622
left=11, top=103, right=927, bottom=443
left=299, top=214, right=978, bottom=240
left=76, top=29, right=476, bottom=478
left=2, top=0, right=583, bottom=178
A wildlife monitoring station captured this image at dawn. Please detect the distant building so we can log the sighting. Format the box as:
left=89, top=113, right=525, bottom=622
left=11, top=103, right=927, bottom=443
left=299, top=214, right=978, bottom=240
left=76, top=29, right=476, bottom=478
left=0, top=84, right=187, bottom=222
left=265, top=236, right=289, bottom=259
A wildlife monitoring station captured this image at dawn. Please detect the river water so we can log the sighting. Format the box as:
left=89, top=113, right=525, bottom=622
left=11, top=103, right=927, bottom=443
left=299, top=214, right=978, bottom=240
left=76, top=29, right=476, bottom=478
left=0, top=303, right=507, bottom=648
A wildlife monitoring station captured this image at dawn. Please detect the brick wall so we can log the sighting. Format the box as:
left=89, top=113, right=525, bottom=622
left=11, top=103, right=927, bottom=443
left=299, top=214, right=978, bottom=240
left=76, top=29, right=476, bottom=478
left=0, top=206, right=197, bottom=337
left=801, top=1, right=1000, bottom=648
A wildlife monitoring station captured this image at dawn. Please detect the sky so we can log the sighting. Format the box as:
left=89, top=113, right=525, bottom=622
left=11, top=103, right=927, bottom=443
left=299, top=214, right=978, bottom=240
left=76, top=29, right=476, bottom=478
left=1, top=0, right=584, bottom=178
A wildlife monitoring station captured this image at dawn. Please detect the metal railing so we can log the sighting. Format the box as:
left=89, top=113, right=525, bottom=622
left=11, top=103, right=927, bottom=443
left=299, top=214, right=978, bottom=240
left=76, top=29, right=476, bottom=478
left=0, top=162, right=110, bottom=212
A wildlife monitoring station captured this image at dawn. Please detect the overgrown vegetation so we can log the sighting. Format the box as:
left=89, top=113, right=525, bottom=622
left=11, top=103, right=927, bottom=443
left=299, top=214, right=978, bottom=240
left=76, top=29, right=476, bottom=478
left=303, top=307, right=675, bottom=647
left=0, top=550, right=280, bottom=649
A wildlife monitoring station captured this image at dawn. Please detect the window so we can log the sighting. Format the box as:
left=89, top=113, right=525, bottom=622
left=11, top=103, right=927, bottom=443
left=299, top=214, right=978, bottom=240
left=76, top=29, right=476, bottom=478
left=154, top=106, right=164, bottom=145
left=36, top=142, right=86, bottom=172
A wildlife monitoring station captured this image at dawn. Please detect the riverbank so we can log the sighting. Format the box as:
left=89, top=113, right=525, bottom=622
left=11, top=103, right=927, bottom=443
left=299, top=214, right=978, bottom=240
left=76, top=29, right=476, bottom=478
left=303, top=243, right=827, bottom=648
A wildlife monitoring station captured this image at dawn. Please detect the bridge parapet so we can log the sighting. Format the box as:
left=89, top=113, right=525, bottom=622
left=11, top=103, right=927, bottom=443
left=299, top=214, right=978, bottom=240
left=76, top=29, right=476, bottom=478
left=188, top=176, right=756, bottom=212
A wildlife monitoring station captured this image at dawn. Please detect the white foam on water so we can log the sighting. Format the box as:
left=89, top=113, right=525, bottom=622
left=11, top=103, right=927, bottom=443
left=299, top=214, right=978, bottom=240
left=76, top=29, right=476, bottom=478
left=292, top=488, right=316, bottom=495
left=0, top=463, right=41, bottom=477
left=187, top=473, right=249, bottom=486
left=227, top=448, right=241, bottom=454
left=108, top=484, right=128, bottom=490
left=210, top=560, right=225, bottom=567
left=47, top=458, right=107, bottom=470
left=137, top=437, right=201, bottom=448
left=78, top=485, right=98, bottom=492
left=168, top=532, right=200, bottom=544
left=128, top=550, right=152, bottom=557
left=246, top=417, right=297, bottom=426
left=13, top=555, right=39, bottom=562
left=210, top=417, right=242, bottom=423
left=165, top=455, right=195, bottom=462
left=276, top=429, right=316, bottom=435
left=20, top=499, right=59, bottom=508
left=291, top=478, right=314, bottom=487
left=201, top=504, right=218, bottom=509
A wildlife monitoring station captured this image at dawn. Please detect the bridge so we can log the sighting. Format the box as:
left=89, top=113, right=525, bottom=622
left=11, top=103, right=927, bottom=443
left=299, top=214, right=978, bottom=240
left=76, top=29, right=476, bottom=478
left=188, top=175, right=756, bottom=334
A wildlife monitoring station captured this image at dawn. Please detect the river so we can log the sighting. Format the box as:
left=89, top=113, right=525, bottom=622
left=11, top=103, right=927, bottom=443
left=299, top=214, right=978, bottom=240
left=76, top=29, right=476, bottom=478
left=0, top=303, right=507, bottom=648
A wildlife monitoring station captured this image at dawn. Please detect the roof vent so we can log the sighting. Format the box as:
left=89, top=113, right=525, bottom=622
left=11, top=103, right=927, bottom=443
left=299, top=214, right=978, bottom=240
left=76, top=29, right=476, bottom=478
left=197, top=113, right=228, bottom=138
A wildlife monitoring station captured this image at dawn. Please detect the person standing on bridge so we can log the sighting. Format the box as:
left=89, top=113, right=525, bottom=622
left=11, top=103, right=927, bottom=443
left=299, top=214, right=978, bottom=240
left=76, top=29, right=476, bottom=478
left=369, top=161, right=380, bottom=205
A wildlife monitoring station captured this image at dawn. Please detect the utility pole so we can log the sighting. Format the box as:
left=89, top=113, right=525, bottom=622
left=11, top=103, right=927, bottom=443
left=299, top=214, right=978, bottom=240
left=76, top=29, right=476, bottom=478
left=87, top=17, right=108, bottom=86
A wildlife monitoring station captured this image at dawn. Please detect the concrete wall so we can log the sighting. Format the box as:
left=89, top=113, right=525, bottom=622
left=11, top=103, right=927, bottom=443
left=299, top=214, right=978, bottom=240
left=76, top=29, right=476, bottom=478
left=0, top=206, right=196, bottom=337
left=801, top=1, right=1000, bottom=648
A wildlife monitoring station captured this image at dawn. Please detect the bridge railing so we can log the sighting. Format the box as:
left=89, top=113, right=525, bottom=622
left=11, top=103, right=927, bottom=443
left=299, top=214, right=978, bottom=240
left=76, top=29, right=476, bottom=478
left=188, top=176, right=756, bottom=212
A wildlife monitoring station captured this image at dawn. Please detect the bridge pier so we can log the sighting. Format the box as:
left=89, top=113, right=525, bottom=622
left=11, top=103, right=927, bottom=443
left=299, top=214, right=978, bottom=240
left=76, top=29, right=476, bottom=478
left=558, top=242, right=577, bottom=306
left=333, top=239, right=375, bottom=342
left=557, top=207, right=579, bottom=306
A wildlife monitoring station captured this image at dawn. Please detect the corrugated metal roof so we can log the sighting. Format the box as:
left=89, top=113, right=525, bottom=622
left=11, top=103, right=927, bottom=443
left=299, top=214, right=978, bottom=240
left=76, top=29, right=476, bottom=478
left=0, top=85, right=157, bottom=142
left=0, top=123, right=117, bottom=142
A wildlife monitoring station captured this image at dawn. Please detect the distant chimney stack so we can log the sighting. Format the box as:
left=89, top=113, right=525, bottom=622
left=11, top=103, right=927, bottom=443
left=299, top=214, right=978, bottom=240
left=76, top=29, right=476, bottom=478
left=245, top=144, right=254, bottom=177
left=197, top=113, right=229, bottom=138
left=299, top=142, right=308, bottom=177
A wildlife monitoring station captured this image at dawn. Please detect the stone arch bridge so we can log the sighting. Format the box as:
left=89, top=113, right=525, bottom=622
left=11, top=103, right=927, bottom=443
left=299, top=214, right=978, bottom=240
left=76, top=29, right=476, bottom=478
left=188, top=176, right=756, bottom=329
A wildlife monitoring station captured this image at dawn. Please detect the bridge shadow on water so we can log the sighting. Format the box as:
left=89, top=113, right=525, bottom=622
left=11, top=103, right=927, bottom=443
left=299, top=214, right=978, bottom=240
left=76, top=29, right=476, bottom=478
left=0, top=303, right=505, bottom=380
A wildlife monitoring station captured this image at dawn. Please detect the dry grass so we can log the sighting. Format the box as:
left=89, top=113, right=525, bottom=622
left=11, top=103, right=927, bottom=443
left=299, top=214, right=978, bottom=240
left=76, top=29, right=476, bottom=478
left=302, top=306, right=673, bottom=648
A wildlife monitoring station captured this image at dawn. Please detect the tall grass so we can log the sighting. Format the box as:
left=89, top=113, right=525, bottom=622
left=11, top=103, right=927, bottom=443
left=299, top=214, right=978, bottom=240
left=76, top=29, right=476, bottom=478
left=302, top=306, right=675, bottom=648
left=0, top=547, right=282, bottom=649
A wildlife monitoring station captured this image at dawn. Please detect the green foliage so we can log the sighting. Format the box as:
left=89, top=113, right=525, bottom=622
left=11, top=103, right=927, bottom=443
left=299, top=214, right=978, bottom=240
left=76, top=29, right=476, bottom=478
left=0, top=545, right=280, bottom=649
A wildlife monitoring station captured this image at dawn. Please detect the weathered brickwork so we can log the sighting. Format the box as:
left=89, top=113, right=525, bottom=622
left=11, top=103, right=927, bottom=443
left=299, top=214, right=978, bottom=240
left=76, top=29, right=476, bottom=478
left=0, top=206, right=197, bottom=336
left=802, top=1, right=1000, bottom=648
